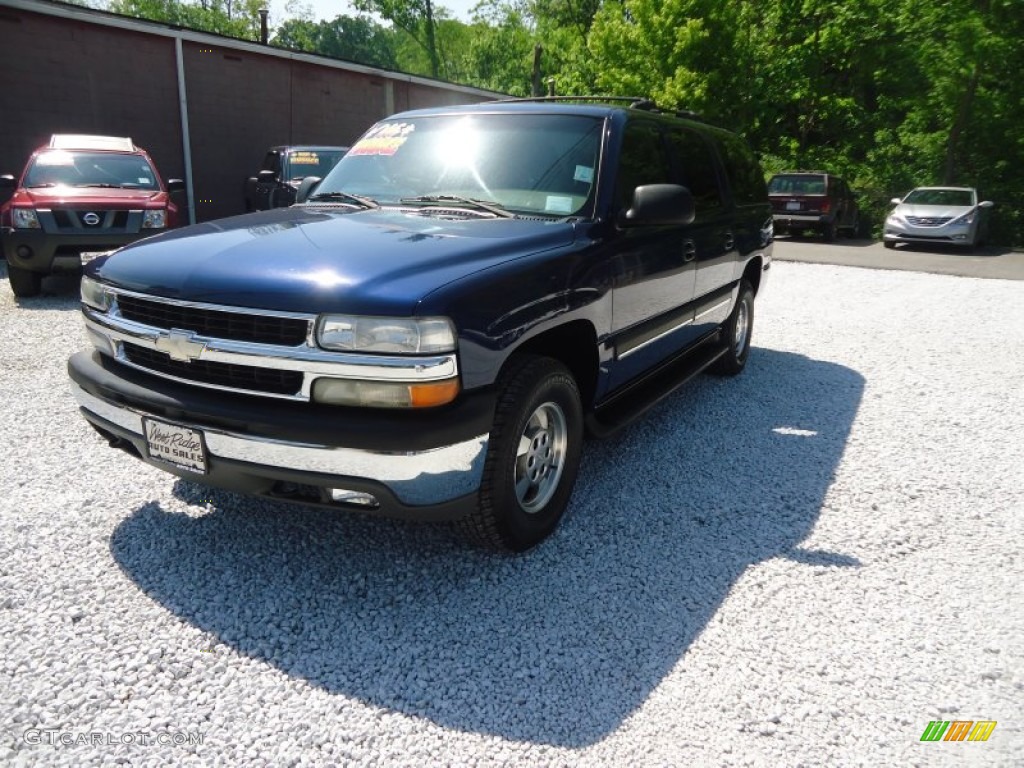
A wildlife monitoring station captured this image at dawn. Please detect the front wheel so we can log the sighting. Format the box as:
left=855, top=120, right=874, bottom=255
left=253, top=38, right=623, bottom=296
left=7, top=264, right=43, bottom=297
left=710, top=280, right=754, bottom=376
left=458, top=355, right=583, bottom=553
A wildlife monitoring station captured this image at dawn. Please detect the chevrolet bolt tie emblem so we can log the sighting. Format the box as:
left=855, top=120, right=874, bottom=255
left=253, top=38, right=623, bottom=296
left=155, top=329, right=206, bottom=363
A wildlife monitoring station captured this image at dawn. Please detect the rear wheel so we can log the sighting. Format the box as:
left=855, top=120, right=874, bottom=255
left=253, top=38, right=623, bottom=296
left=458, top=355, right=583, bottom=553
left=710, top=280, right=754, bottom=377
left=822, top=219, right=838, bottom=242
left=7, top=265, right=43, bottom=297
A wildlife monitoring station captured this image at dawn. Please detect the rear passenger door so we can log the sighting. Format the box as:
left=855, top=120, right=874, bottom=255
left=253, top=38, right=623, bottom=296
left=666, top=126, right=734, bottom=323
left=608, top=120, right=699, bottom=389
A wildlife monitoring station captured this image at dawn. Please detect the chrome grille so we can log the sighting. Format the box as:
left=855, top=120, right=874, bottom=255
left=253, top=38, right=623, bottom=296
left=116, top=294, right=310, bottom=346
left=906, top=216, right=953, bottom=227
left=50, top=209, right=135, bottom=232
left=122, top=342, right=304, bottom=395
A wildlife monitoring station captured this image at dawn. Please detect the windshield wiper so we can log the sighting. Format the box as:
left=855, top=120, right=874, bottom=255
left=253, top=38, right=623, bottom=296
left=305, top=190, right=379, bottom=209
left=27, top=183, right=57, bottom=189
left=79, top=183, right=127, bottom=189
left=400, top=195, right=515, bottom=219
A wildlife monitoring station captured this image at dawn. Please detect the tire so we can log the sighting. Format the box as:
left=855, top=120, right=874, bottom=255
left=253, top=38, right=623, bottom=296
left=710, top=280, right=754, bottom=377
left=884, top=240, right=895, bottom=250
left=7, top=264, right=43, bottom=297
left=822, top=219, right=837, bottom=242
left=458, top=355, right=583, bottom=553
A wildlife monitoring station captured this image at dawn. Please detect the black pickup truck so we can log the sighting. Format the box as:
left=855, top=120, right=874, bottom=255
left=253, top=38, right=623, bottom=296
left=69, top=98, right=773, bottom=552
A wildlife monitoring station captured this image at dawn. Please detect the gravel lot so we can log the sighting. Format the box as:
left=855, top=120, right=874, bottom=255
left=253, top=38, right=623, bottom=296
left=1, top=259, right=1021, bottom=767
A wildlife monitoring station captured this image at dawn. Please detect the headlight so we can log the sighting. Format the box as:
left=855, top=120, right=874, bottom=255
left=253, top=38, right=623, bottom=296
left=317, top=315, right=456, bottom=354
left=312, top=377, right=460, bottom=408
left=13, top=209, right=40, bottom=229
left=80, top=276, right=110, bottom=311
left=949, top=211, right=975, bottom=226
left=142, top=209, right=167, bottom=229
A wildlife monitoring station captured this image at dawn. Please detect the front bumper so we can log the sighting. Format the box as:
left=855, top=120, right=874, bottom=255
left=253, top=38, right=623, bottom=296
left=883, top=220, right=974, bottom=246
left=69, top=350, right=493, bottom=520
left=2, top=227, right=150, bottom=273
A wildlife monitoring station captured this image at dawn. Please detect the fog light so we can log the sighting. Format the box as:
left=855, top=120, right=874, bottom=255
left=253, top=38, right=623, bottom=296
left=329, top=488, right=379, bottom=508
left=16, top=245, right=33, bottom=259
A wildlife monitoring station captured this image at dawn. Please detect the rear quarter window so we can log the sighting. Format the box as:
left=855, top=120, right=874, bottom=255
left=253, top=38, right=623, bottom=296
left=716, top=135, right=768, bottom=206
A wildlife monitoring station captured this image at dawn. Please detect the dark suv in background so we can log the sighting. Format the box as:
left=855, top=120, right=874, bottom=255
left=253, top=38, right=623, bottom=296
left=70, top=98, right=773, bottom=552
left=244, top=145, right=349, bottom=211
left=768, top=171, right=858, bottom=241
left=1, top=134, right=183, bottom=297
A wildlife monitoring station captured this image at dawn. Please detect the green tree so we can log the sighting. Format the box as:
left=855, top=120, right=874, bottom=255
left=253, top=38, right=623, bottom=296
left=353, top=0, right=443, bottom=78
left=108, top=0, right=266, bottom=39
left=272, top=15, right=399, bottom=69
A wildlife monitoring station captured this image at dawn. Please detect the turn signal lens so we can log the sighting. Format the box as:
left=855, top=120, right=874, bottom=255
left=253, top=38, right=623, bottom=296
left=312, top=377, right=459, bottom=408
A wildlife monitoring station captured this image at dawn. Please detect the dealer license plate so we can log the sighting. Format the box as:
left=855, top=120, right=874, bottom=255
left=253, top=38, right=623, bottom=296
left=785, top=201, right=801, bottom=211
left=144, top=418, right=208, bottom=473
left=80, top=250, right=114, bottom=265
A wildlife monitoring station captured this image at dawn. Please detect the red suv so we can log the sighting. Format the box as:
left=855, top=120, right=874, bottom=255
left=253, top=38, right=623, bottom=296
left=767, top=171, right=859, bottom=241
left=1, top=134, right=183, bottom=297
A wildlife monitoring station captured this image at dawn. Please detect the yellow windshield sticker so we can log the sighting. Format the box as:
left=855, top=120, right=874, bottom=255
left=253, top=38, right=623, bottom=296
left=348, top=122, right=415, bottom=157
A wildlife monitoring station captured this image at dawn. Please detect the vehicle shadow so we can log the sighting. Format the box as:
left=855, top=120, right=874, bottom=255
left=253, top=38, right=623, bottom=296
left=109, top=348, right=864, bottom=747
left=888, top=242, right=1014, bottom=257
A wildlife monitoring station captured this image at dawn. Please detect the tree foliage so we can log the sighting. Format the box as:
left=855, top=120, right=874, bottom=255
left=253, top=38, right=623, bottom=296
left=109, top=0, right=266, bottom=39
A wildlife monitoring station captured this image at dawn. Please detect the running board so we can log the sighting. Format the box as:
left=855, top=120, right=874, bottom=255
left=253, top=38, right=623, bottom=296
left=585, top=330, right=727, bottom=439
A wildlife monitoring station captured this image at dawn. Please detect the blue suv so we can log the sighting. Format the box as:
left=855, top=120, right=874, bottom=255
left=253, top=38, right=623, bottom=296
left=69, top=98, right=773, bottom=552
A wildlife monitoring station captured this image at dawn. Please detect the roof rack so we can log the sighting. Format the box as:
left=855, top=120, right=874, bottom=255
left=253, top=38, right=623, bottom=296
left=490, top=95, right=654, bottom=107
left=487, top=95, right=711, bottom=124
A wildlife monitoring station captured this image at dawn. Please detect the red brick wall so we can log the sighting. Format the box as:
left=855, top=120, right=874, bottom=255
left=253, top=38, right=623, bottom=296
left=0, top=3, right=495, bottom=222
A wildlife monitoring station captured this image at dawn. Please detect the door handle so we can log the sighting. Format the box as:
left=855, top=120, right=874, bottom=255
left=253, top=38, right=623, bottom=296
left=682, top=240, right=696, bottom=262
left=723, top=233, right=735, bottom=251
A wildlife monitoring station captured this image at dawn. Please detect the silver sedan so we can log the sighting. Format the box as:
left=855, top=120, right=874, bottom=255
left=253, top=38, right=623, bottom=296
left=884, top=187, right=994, bottom=249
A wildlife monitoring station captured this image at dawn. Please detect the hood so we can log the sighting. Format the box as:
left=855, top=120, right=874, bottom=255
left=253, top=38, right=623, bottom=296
left=16, top=187, right=167, bottom=207
left=893, top=202, right=973, bottom=219
left=90, top=206, right=577, bottom=315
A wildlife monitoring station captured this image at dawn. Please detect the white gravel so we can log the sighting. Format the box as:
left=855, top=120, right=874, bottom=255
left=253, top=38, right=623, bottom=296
left=1, top=260, right=1021, bottom=767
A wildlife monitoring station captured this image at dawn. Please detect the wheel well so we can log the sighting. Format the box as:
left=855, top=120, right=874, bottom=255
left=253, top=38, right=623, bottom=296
left=506, top=321, right=599, bottom=409
left=743, top=256, right=763, bottom=296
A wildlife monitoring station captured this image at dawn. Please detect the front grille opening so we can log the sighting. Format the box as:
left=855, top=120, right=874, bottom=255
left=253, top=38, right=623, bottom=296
left=122, top=342, right=304, bottom=396
left=116, top=294, right=309, bottom=346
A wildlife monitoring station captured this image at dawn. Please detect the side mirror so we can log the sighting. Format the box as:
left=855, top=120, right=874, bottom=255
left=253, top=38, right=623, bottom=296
left=166, top=178, right=185, bottom=194
left=0, top=174, right=15, bottom=189
left=258, top=169, right=278, bottom=184
left=619, top=184, right=696, bottom=228
left=890, top=197, right=902, bottom=205
left=295, top=176, right=322, bottom=204
left=978, top=200, right=995, bottom=209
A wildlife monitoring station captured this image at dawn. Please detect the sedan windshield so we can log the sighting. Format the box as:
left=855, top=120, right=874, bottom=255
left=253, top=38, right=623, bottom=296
left=904, top=188, right=975, bottom=206
left=310, top=113, right=604, bottom=217
left=24, top=151, right=160, bottom=190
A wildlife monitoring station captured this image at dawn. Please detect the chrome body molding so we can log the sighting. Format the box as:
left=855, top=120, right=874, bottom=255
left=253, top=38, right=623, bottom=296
left=82, top=288, right=459, bottom=402
left=72, top=383, right=488, bottom=506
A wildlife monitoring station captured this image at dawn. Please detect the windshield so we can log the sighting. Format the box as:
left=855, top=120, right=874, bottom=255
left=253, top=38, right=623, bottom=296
left=310, top=113, right=604, bottom=217
left=283, top=149, right=347, bottom=181
left=24, top=150, right=160, bottom=190
left=768, top=175, right=826, bottom=195
left=904, top=188, right=975, bottom=207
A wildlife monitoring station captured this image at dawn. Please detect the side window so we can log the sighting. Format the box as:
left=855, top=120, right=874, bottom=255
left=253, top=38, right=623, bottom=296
left=615, top=121, right=671, bottom=210
left=716, top=134, right=768, bottom=206
left=667, top=127, right=724, bottom=216
left=261, top=151, right=281, bottom=176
